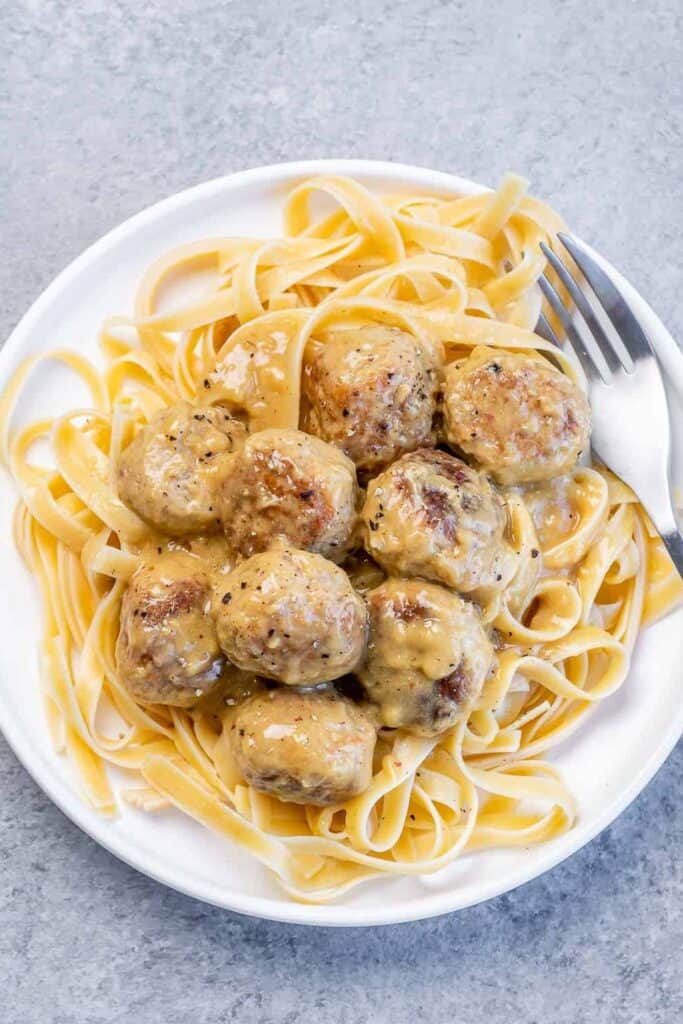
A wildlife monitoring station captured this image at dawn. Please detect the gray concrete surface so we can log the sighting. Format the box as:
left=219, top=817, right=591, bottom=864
left=1, top=1, right=682, bottom=1021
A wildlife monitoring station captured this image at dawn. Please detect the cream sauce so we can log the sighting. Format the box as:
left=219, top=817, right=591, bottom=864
left=140, top=533, right=235, bottom=597
left=205, top=310, right=309, bottom=432
left=522, top=475, right=578, bottom=550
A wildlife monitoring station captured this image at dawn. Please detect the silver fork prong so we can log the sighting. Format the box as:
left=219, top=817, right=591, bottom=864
left=540, top=242, right=621, bottom=375
left=536, top=311, right=562, bottom=347
left=557, top=232, right=657, bottom=366
left=538, top=274, right=605, bottom=383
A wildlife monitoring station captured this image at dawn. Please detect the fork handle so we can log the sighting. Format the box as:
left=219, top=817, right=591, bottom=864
left=660, top=526, right=683, bottom=581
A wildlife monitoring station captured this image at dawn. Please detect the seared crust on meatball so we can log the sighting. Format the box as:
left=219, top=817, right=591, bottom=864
left=443, top=346, right=591, bottom=484
left=116, top=551, right=224, bottom=707
left=219, top=428, right=359, bottom=561
left=229, top=688, right=377, bottom=805
left=362, top=449, right=517, bottom=595
left=302, top=325, right=442, bottom=479
left=216, top=545, right=367, bottom=685
left=358, top=579, right=493, bottom=736
left=117, top=402, right=247, bottom=535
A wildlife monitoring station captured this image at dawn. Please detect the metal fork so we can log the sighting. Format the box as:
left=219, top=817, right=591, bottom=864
left=536, top=233, right=683, bottom=578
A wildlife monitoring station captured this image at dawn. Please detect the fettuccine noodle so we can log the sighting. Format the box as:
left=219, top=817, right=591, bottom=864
left=1, top=173, right=681, bottom=903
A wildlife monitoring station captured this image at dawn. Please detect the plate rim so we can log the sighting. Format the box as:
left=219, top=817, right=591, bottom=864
left=0, top=157, right=681, bottom=927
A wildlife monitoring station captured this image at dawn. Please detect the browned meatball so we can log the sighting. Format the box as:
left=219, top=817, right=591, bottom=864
left=219, top=428, right=359, bottom=562
left=301, top=325, right=441, bottom=479
left=362, top=449, right=517, bottom=596
left=116, top=551, right=224, bottom=707
left=117, top=402, right=247, bottom=535
left=443, top=346, right=591, bottom=484
left=215, top=545, right=367, bottom=685
left=229, top=688, right=377, bottom=805
left=358, top=579, right=493, bottom=736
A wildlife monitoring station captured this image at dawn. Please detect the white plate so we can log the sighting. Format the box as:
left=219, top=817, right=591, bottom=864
left=0, top=160, right=681, bottom=927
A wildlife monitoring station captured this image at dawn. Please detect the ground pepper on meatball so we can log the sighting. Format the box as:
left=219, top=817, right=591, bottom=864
left=116, top=551, right=224, bottom=707
left=229, top=688, right=377, bottom=805
left=117, top=402, right=247, bottom=535
left=219, top=428, right=359, bottom=561
left=357, top=578, right=494, bottom=736
left=361, top=448, right=518, bottom=596
left=442, top=346, right=591, bottom=484
left=301, top=324, right=442, bottom=479
left=215, top=544, right=368, bottom=685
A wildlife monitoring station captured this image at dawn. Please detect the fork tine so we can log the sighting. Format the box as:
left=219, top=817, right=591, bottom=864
left=540, top=242, right=621, bottom=374
left=536, top=311, right=562, bottom=347
left=538, top=274, right=604, bottom=383
left=557, top=232, right=656, bottom=365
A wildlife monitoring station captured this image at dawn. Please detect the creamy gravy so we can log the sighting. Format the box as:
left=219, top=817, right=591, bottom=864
left=140, top=533, right=234, bottom=595
left=205, top=310, right=309, bottom=432
left=522, top=475, right=578, bottom=549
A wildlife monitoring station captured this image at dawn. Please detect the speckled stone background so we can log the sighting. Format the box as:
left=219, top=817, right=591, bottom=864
left=1, top=1, right=682, bottom=1021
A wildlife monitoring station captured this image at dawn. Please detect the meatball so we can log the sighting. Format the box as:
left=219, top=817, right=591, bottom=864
left=362, top=448, right=517, bottom=595
left=215, top=545, right=367, bottom=685
left=219, top=428, right=359, bottom=561
left=301, top=325, right=441, bottom=478
left=443, top=346, right=591, bottom=484
left=117, top=402, right=247, bottom=535
left=358, top=579, right=493, bottom=736
left=229, top=688, right=377, bottom=805
left=116, top=551, right=224, bottom=707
